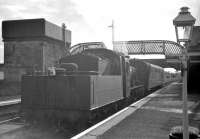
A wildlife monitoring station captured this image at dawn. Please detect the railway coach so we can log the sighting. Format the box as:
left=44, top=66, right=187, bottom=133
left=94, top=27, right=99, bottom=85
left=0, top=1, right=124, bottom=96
left=130, top=59, right=164, bottom=92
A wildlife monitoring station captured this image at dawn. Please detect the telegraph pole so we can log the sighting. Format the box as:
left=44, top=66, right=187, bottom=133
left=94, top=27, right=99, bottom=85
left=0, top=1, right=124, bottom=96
left=108, top=20, right=115, bottom=50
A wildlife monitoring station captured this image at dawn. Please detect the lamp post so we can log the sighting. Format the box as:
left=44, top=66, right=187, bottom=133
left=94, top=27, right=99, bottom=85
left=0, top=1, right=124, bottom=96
left=173, top=7, right=196, bottom=139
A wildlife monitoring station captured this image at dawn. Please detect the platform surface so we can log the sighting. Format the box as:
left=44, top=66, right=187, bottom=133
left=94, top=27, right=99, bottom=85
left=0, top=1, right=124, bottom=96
left=73, top=82, right=200, bottom=139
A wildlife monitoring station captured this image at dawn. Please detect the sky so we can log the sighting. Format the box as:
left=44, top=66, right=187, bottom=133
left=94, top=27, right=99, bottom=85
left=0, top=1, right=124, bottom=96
left=0, top=0, right=200, bottom=63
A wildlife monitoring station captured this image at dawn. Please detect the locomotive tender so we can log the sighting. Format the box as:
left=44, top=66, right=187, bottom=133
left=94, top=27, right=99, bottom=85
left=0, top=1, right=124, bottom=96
left=21, top=42, right=178, bottom=124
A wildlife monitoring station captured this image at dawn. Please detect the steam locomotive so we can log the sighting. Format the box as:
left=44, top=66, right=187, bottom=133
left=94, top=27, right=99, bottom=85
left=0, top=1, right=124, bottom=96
left=21, top=42, right=179, bottom=125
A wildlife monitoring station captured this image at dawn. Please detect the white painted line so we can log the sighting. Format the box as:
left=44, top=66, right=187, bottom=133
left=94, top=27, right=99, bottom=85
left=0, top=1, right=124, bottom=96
left=71, top=87, right=165, bottom=139
left=0, top=99, right=21, bottom=107
left=140, top=106, right=184, bottom=114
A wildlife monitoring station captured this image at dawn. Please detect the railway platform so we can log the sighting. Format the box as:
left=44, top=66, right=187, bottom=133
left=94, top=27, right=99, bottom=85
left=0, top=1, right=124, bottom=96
left=72, top=82, right=200, bottom=139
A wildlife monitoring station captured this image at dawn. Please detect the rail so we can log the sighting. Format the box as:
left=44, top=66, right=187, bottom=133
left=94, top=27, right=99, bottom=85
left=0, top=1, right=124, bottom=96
left=0, top=98, right=21, bottom=107
left=130, top=85, right=144, bottom=91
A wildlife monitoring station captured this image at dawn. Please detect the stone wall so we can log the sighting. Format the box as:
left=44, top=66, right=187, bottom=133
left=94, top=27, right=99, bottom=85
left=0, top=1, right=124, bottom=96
left=0, top=40, right=68, bottom=96
left=3, top=41, right=43, bottom=81
left=42, top=41, right=68, bottom=71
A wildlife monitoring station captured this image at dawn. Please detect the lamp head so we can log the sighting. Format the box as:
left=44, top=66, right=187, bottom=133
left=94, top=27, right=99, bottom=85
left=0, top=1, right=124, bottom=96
left=173, top=7, right=196, bottom=44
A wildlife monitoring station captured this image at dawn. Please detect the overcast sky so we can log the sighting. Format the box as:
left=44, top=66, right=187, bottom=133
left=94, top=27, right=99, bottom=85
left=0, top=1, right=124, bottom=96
left=0, top=0, right=199, bottom=63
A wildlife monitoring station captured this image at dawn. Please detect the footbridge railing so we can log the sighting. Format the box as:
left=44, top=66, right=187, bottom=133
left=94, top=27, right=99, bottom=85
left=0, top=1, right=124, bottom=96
left=113, top=40, right=183, bottom=59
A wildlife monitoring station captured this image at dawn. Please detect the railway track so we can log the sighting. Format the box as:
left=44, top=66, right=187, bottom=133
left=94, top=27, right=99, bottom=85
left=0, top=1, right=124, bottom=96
left=0, top=116, right=20, bottom=124
left=0, top=97, right=21, bottom=124
left=0, top=85, right=170, bottom=139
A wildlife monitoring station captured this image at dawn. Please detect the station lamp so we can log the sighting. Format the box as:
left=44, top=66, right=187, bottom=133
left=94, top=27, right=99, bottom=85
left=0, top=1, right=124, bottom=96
left=173, top=7, right=196, bottom=45
left=172, top=7, right=196, bottom=139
